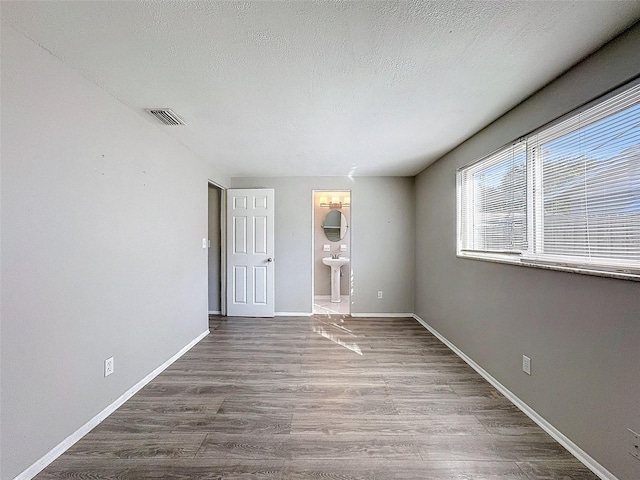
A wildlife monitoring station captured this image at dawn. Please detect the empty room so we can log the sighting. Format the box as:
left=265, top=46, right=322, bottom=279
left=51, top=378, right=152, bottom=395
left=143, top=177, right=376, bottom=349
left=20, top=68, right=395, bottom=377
left=1, top=2, right=639, bottom=480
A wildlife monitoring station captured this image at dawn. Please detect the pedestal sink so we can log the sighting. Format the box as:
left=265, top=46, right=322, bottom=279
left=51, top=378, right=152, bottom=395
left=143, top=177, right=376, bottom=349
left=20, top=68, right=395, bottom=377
left=322, top=256, right=349, bottom=303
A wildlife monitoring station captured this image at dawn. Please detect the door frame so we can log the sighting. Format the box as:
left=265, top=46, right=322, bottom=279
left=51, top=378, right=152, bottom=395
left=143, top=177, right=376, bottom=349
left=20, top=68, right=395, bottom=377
left=208, top=180, right=226, bottom=316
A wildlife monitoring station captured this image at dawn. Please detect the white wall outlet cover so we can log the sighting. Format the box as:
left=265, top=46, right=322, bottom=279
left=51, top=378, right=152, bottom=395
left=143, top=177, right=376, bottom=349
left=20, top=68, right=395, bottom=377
left=340, top=244, right=347, bottom=251
left=202, top=238, right=208, bottom=248
left=377, top=291, right=383, bottom=299
left=104, top=357, right=114, bottom=377
left=522, top=355, right=531, bottom=375
left=323, top=244, right=330, bottom=252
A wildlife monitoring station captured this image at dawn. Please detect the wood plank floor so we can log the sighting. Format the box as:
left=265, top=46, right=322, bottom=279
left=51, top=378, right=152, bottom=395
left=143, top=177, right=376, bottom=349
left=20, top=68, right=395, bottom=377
left=35, top=315, right=598, bottom=479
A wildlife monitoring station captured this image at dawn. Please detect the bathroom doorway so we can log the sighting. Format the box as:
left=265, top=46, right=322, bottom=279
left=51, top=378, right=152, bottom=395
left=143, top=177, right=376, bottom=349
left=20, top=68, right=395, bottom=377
left=312, top=190, right=351, bottom=315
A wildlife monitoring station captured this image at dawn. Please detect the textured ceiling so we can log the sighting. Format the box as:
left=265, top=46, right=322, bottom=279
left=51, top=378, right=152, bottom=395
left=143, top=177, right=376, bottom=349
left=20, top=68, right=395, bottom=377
left=3, top=1, right=640, bottom=177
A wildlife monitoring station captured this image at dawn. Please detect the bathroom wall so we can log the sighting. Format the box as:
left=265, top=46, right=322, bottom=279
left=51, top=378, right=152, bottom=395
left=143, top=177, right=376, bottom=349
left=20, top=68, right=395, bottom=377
left=208, top=185, right=222, bottom=313
left=414, top=22, right=640, bottom=480
left=1, top=23, right=229, bottom=479
left=230, top=176, right=414, bottom=315
left=314, top=191, right=351, bottom=296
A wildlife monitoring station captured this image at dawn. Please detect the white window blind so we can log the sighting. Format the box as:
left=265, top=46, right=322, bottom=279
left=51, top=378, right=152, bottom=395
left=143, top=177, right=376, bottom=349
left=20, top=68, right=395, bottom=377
left=459, top=142, right=527, bottom=253
left=528, top=84, right=640, bottom=269
left=458, top=81, right=640, bottom=278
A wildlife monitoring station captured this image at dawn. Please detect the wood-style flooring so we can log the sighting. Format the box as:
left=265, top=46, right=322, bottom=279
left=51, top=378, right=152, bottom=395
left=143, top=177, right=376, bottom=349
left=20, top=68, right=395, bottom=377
left=35, top=315, right=598, bottom=479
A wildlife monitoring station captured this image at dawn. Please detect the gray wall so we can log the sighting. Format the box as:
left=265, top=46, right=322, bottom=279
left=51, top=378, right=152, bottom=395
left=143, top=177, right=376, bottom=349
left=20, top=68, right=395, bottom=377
left=208, top=185, right=222, bottom=312
left=231, top=177, right=414, bottom=314
left=414, top=23, right=640, bottom=480
left=0, top=24, right=229, bottom=479
left=314, top=191, right=351, bottom=296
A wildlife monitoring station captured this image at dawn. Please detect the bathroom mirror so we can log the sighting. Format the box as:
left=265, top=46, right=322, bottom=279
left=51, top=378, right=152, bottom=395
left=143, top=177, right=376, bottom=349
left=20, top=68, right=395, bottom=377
left=322, top=210, right=348, bottom=242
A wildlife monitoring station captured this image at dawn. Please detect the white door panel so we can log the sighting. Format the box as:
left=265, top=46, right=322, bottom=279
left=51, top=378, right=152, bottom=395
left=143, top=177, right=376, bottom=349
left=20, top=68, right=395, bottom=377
left=226, top=189, right=274, bottom=317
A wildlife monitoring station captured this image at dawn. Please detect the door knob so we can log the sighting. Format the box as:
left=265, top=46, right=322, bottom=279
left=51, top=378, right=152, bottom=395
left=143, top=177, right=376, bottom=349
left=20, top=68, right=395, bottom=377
left=267, top=257, right=273, bottom=262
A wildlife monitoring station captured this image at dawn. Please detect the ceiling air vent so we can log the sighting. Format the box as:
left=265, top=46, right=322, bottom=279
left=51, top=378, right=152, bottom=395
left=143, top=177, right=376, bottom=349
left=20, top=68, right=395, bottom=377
left=145, top=108, right=185, bottom=126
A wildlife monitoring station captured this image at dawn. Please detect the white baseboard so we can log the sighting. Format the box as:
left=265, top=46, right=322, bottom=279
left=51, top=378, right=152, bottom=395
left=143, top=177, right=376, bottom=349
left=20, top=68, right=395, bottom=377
left=412, top=314, right=616, bottom=480
left=208, top=310, right=221, bottom=315
left=14, top=329, right=210, bottom=480
left=351, top=313, right=414, bottom=318
left=275, top=312, right=313, bottom=317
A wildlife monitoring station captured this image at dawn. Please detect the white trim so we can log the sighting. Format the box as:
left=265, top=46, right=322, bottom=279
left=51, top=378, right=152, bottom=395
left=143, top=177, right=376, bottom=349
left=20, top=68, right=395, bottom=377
left=350, top=313, right=414, bottom=318
left=13, top=329, right=210, bottom=480
left=208, top=310, right=221, bottom=315
left=275, top=311, right=313, bottom=317
left=311, top=190, right=316, bottom=319
left=412, top=314, right=617, bottom=480
left=219, top=186, right=227, bottom=316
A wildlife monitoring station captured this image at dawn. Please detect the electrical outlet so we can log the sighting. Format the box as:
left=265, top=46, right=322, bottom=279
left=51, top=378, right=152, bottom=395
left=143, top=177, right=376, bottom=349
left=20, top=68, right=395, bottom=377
left=522, top=355, right=531, bottom=375
left=104, top=357, right=114, bottom=377
left=377, top=291, right=383, bottom=299
left=202, top=238, right=208, bottom=248
left=629, top=428, right=640, bottom=461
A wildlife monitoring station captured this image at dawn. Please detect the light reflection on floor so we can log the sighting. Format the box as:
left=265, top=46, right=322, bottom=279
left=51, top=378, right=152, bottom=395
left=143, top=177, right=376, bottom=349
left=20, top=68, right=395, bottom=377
left=311, top=317, right=362, bottom=355
left=313, top=295, right=350, bottom=315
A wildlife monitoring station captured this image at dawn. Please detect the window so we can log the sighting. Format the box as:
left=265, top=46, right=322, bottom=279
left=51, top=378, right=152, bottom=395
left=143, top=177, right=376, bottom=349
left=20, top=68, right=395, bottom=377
left=458, top=142, right=527, bottom=254
left=458, top=82, right=640, bottom=279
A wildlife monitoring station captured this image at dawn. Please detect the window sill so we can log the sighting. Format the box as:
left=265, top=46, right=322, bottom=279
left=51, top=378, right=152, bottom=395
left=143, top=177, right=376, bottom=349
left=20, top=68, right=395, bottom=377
left=456, top=251, right=640, bottom=282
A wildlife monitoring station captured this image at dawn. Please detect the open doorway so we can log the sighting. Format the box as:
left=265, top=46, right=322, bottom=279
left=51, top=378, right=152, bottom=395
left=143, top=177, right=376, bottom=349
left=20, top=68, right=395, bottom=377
left=208, top=183, right=224, bottom=315
left=312, top=190, right=351, bottom=315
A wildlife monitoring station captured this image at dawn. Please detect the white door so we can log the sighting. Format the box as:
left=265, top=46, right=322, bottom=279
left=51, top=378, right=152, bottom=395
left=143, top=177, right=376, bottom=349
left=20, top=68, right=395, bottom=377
left=226, top=189, right=275, bottom=317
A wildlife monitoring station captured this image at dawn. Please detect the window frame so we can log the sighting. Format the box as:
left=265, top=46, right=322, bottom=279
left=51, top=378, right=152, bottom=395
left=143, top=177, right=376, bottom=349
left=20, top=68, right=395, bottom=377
left=457, top=79, right=640, bottom=282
